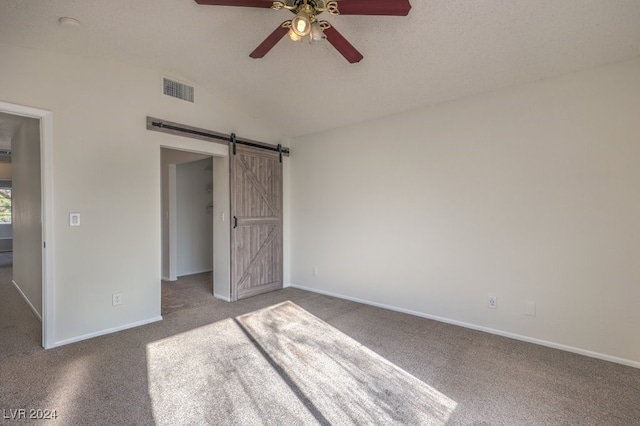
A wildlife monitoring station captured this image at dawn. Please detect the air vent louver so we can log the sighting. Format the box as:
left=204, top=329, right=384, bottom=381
left=163, top=78, right=194, bottom=102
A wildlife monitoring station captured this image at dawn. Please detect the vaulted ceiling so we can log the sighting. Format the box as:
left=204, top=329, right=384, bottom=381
left=1, top=0, right=640, bottom=138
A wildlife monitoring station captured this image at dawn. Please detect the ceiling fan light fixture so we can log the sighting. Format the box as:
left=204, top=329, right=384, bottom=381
left=291, top=6, right=312, bottom=37
left=287, top=28, right=303, bottom=42
left=309, top=21, right=326, bottom=43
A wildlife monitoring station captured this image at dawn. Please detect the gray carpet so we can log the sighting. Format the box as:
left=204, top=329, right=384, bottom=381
left=161, top=272, right=214, bottom=316
left=1, top=268, right=640, bottom=425
left=148, top=301, right=454, bottom=425
left=237, top=302, right=455, bottom=425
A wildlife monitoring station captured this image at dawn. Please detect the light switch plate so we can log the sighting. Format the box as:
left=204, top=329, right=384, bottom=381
left=69, top=212, right=81, bottom=227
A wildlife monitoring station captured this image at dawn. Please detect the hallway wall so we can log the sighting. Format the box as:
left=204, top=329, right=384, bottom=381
left=11, top=116, right=42, bottom=317
left=176, top=158, right=213, bottom=276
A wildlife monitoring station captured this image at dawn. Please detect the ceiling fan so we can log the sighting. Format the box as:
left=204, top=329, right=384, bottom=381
left=195, top=0, right=412, bottom=63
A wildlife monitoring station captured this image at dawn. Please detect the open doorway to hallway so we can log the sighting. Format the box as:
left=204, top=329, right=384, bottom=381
left=0, top=111, right=43, bottom=343
left=161, top=149, right=215, bottom=315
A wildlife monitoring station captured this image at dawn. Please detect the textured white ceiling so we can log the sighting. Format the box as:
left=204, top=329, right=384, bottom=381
left=1, top=0, right=639, bottom=138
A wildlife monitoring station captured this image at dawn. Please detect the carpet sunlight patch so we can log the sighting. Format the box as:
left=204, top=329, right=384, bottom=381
left=147, top=301, right=456, bottom=425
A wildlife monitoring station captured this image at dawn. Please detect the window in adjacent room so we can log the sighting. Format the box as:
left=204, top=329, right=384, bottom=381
left=0, top=187, right=12, bottom=224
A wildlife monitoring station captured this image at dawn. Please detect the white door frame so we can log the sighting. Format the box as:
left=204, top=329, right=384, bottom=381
left=0, top=100, right=55, bottom=349
left=167, top=163, right=178, bottom=281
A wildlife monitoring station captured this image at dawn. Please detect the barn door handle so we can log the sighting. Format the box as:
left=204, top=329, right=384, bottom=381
left=233, top=216, right=238, bottom=229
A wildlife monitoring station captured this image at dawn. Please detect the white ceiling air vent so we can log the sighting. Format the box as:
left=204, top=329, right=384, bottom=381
left=163, top=77, right=194, bottom=103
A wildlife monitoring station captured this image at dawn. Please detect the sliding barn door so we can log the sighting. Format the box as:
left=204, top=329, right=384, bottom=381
left=230, top=144, right=283, bottom=301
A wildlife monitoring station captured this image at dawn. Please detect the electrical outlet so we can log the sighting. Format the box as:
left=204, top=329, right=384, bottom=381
left=112, top=293, right=122, bottom=306
left=312, top=266, right=319, bottom=277
left=488, top=295, right=497, bottom=309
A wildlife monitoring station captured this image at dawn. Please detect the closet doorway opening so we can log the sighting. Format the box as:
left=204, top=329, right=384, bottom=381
left=160, top=147, right=228, bottom=315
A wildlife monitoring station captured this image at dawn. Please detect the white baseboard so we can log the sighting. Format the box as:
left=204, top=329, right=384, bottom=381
left=289, top=283, right=640, bottom=370
left=177, top=269, right=213, bottom=277
left=12, top=280, right=42, bottom=322
left=214, top=293, right=231, bottom=302
left=51, top=316, right=163, bottom=348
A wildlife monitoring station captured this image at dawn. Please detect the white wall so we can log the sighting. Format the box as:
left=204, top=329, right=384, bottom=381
left=176, top=158, right=213, bottom=276
left=0, top=141, right=15, bottom=243
left=11, top=116, right=42, bottom=316
left=290, top=57, right=640, bottom=366
left=282, top=156, right=291, bottom=286
left=0, top=42, right=281, bottom=345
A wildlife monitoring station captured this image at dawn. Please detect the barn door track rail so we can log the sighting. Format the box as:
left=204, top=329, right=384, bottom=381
left=147, top=116, right=290, bottom=160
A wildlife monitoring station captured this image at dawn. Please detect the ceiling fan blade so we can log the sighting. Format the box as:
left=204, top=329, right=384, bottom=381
left=194, top=0, right=274, bottom=8
left=249, top=22, right=290, bottom=59
left=323, top=25, right=363, bottom=64
left=333, top=0, right=411, bottom=16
